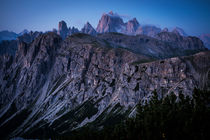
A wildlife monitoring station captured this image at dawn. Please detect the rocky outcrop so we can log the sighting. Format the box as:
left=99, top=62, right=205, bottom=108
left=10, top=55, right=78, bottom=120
left=96, top=11, right=125, bottom=33
left=81, top=22, right=97, bottom=36
left=98, top=32, right=206, bottom=59
left=17, top=31, right=41, bottom=44
left=156, top=31, right=205, bottom=50
left=57, top=21, right=69, bottom=39
left=69, top=27, right=80, bottom=35
left=18, top=29, right=29, bottom=36
left=57, top=21, right=80, bottom=39
left=172, top=27, right=188, bottom=36
left=136, top=25, right=161, bottom=37
left=0, top=32, right=209, bottom=138
left=0, top=31, right=42, bottom=56
left=125, top=18, right=140, bottom=35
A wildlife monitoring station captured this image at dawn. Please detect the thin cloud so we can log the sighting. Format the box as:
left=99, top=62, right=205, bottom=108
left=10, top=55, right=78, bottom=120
left=118, top=14, right=132, bottom=20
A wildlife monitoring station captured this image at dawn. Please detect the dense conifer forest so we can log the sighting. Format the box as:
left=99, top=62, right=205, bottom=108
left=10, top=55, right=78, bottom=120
left=56, top=89, right=210, bottom=140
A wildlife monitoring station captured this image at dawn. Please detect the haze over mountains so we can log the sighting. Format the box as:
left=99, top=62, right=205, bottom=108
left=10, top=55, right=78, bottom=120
left=0, top=11, right=209, bottom=139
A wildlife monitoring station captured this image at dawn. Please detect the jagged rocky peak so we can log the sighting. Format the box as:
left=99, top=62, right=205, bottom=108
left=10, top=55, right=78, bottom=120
left=172, top=27, right=187, bottom=36
left=96, top=11, right=124, bottom=33
left=126, top=18, right=140, bottom=35
left=81, top=22, right=97, bottom=35
left=155, top=31, right=206, bottom=50
left=69, top=26, right=80, bottom=35
left=19, top=29, right=29, bottom=36
left=58, top=20, right=69, bottom=39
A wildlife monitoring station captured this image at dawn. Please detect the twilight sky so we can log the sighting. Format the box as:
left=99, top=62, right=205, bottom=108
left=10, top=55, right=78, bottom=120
left=0, top=0, right=209, bottom=36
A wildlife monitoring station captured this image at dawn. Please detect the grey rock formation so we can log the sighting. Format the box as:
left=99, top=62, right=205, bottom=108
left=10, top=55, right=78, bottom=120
left=96, top=11, right=163, bottom=37
left=98, top=32, right=206, bottom=59
left=199, top=34, right=210, bottom=49
left=81, top=22, right=97, bottom=36
left=57, top=20, right=80, bottom=38
left=125, top=18, right=140, bottom=35
left=17, top=31, right=41, bottom=44
left=0, top=31, right=42, bottom=56
left=156, top=31, right=205, bottom=50
left=69, top=26, right=80, bottom=35
left=57, top=20, right=69, bottom=39
left=96, top=11, right=125, bottom=33
left=0, top=32, right=209, bottom=138
left=136, top=25, right=161, bottom=37
left=18, top=29, right=29, bottom=36
left=172, top=27, right=188, bottom=36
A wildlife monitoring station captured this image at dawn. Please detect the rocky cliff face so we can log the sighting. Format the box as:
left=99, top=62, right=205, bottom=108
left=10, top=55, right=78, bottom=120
left=69, top=27, right=80, bottom=35
left=156, top=32, right=205, bottom=50
left=18, top=29, right=29, bottom=36
left=81, top=22, right=97, bottom=36
left=57, top=21, right=80, bottom=39
left=125, top=18, right=140, bottom=35
left=96, top=12, right=162, bottom=37
left=0, top=32, right=209, bottom=138
left=172, top=27, right=188, bottom=37
left=96, top=11, right=125, bottom=33
left=57, top=21, right=69, bottom=39
left=0, top=31, right=42, bottom=56
left=17, top=31, right=41, bottom=44
left=136, top=25, right=161, bottom=37
left=98, top=32, right=206, bottom=59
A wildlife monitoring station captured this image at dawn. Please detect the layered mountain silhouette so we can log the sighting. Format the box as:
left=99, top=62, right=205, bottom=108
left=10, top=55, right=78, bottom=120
left=0, top=11, right=209, bottom=139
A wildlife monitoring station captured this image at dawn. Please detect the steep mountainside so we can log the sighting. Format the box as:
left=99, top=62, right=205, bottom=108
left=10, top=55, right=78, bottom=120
left=96, top=11, right=125, bottom=33
left=172, top=27, right=188, bottom=36
left=0, top=32, right=209, bottom=139
left=125, top=18, right=140, bottom=35
left=0, top=31, right=42, bottom=56
left=81, top=22, right=97, bottom=36
left=98, top=32, right=206, bottom=59
left=57, top=21, right=69, bottom=39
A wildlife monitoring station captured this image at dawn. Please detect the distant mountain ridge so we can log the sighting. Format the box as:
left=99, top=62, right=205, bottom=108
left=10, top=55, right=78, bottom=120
left=0, top=11, right=209, bottom=57
left=1, top=11, right=209, bottom=45
left=0, top=31, right=18, bottom=42
left=56, top=11, right=191, bottom=39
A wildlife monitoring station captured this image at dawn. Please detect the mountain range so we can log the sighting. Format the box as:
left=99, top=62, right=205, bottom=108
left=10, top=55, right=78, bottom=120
left=0, top=11, right=209, bottom=139
left=1, top=11, right=210, bottom=50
